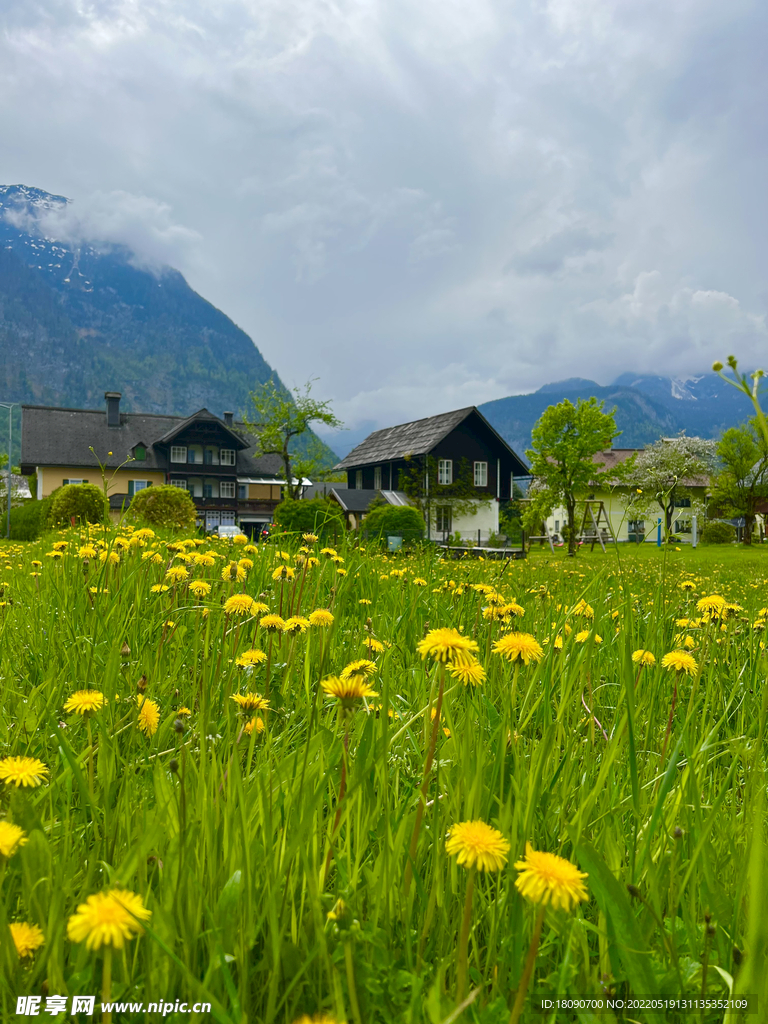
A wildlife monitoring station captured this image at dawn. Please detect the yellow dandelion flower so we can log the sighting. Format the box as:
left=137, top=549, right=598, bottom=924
left=631, top=650, right=656, bottom=667
left=221, top=561, right=247, bottom=583
left=272, top=565, right=296, bottom=582
left=67, top=889, right=151, bottom=950
left=340, top=659, right=377, bottom=680
left=9, top=922, right=45, bottom=957
left=492, top=632, right=543, bottom=665
left=571, top=600, right=594, bottom=619
left=238, top=557, right=254, bottom=570
left=680, top=581, right=695, bottom=591
left=292, top=1014, right=337, bottom=1024
left=150, top=584, right=169, bottom=594
left=233, top=534, right=248, bottom=545
left=359, top=598, right=372, bottom=606
left=696, top=594, right=726, bottom=615
left=63, top=690, right=107, bottom=715
left=78, top=544, right=97, bottom=558
left=514, top=843, right=589, bottom=912
left=320, top=547, right=337, bottom=557
left=417, top=627, right=479, bottom=667
left=302, top=532, right=319, bottom=543
left=195, top=553, right=216, bottom=567
left=164, top=565, right=188, bottom=584
left=189, top=580, right=212, bottom=598
left=52, top=541, right=68, bottom=551
left=244, top=716, right=265, bottom=736
left=449, top=659, right=486, bottom=686
left=365, top=637, right=385, bottom=653
left=309, top=608, right=335, bottom=627
left=0, top=756, right=49, bottom=788
left=231, top=692, right=270, bottom=714
left=321, top=675, right=379, bottom=704
left=446, top=820, right=510, bottom=872
left=661, top=650, right=698, bottom=676
left=260, top=614, right=286, bottom=633
left=223, top=594, right=259, bottom=617
left=284, top=616, right=310, bottom=635
left=133, top=528, right=155, bottom=540
left=136, top=695, right=160, bottom=737
left=0, top=821, right=27, bottom=858
left=236, top=648, right=267, bottom=667
left=177, top=706, right=192, bottom=716
left=412, top=577, right=427, bottom=586
left=336, top=567, right=347, bottom=576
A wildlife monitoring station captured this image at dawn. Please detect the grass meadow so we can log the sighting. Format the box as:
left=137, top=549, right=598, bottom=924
left=1, top=527, right=767, bottom=1023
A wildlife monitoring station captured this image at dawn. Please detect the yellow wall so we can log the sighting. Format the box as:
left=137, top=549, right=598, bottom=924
left=38, top=466, right=166, bottom=498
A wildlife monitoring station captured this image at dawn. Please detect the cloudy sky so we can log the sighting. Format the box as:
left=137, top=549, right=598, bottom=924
left=2, top=0, right=766, bottom=447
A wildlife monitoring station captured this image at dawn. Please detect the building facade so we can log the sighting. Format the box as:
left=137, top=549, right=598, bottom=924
left=334, top=406, right=529, bottom=541
left=20, top=393, right=290, bottom=533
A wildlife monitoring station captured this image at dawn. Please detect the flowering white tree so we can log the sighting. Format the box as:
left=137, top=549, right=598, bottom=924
left=624, top=435, right=718, bottom=535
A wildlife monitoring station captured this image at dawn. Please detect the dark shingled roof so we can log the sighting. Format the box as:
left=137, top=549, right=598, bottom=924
left=335, top=407, right=476, bottom=470
left=20, top=404, right=285, bottom=478
left=329, top=488, right=411, bottom=513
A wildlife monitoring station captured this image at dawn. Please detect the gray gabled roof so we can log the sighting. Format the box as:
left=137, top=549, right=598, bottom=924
left=330, top=488, right=411, bottom=513
left=335, top=407, right=475, bottom=470
left=154, top=408, right=249, bottom=449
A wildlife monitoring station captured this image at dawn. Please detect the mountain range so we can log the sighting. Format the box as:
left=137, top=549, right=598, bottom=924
left=478, top=373, right=763, bottom=460
left=0, top=184, right=336, bottom=465
left=0, top=184, right=761, bottom=472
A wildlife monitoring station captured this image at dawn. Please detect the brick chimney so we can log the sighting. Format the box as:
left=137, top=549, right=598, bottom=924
left=105, top=392, right=122, bottom=427
left=223, top=411, right=234, bottom=426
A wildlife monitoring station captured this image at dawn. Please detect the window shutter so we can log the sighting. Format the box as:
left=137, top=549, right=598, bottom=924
left=63, top=479, right=69, bottom=486
left=128, top=481, right=134, bottom=497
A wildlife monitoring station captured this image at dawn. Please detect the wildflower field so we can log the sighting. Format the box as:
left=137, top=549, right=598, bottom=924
left=1, top=528, right=767, bottom=1024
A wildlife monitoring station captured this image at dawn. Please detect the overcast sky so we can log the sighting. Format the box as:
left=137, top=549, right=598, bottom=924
left=2, top=0, right=766, bottom=447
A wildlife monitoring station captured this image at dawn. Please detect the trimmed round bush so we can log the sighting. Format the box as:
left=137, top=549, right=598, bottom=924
left=8, top=500, right=46, bottom=540
left=127, top=485, right=197, bottom=530
left=273, top=498, right=345, bottom=540
left=700, top=521, right=737, bottom=545
left=49, top=483, right=105, bottom=528
left=362, top=503, right=425, bottom=545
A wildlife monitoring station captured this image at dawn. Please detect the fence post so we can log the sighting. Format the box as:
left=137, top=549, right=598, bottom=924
left=657, top=518, right=662, bottom=547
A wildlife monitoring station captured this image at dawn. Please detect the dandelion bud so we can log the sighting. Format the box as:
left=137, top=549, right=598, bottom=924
left=733, top=946, right=743, bottom=966
left=711, top=361, right=723, bottom=372
left=626, top=884, right=641, bottom=900
left=704, top=911, right=712, bottom=923
left=707, top=923, right=716, bottom=937
left=121, top=642, right=131, bottom=656
left=137, top=674, right=148, bottom=693
left=173, top=718, right=184, bottom=734
left=673, top=826, right=683, bottom=840
left=169, top=758, right=179, bottom=774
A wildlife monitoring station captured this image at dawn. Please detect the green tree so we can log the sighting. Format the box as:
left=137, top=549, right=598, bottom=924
left=710, top=421, right=768, bottom=545
left=525, top=397, right=619, bottom=556
left=626, top=434, right=717, bottom=536
left=361, top=503, right=425, bottom=545
left=243, top=380, right=342, bottom=500
left=127, top=485, right=197, bottom=530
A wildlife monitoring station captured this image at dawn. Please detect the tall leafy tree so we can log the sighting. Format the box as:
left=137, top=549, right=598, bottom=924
left=627, top=435, right=717, bottom=535
left=710, top=421, right=768, bottom=545
left=525, top=397, right=618, bottom=556
left=243, top=379, right=342, bottom=500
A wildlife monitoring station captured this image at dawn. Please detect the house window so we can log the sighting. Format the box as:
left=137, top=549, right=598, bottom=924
left=203, top=483, right=213, bottom=498
left=134, top=445, right=146, bottom=461
left=628, top=519, right=645, bottom=543
left=171, top=446, right=187, bottom=463
left=438, top=460, right=453, bottom=485
left=127, top=480, right=150, bottom=496
left=238, top=484, right=247, bottom=499
left=220, top=481, right=236, bottom=498
left=62, top=479, right=88, bottom=485
left=220, top=449, right=236, bottom=466
left=170, top=479, right=187, bottom=489
left=674, top=497, right=692, bottom=508
left=374, top=466, right=382, bottom=490
left=436, top=506, right=452, bottom=534
left=355, top=470, right=362, bottom=489
left=473, top=461, right=488, bottom=487
left=204, top=449, right=213, bottom=465
left=221, top=512, right=236, bottom=526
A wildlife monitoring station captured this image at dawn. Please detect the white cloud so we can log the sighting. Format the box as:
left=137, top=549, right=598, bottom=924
left=0, top=0, right=764, bottom=433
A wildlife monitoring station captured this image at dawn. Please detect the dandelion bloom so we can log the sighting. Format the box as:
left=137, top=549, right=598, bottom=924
left=236, top=648, right=267, bottom=667
left=679, top=581, right=696, bottom=592
left=417, top=627, right=479, bottom=667
left=195, top=553, right=216, bottom=568
left=67, top=889, right=151, bottom=950
left=365, top=638, right=385, bottom=654
left=150, top=584, right=169, bottom=594
left=63, top=690, right=107, bottom=715
left=631, top=650, right=656, bottom=667
left=238, top=558, right=254, bottom=571
left=272, top=565, right=296, bottom=582
left=446, top=820, right=511, bottom=872
left=260, top=614, right=286, bottom=634
left=340, top=659, right=377, bottom=680
left=571, top=599, right=594, bottom=619
left=302, top=533, right=319, bottom=543
left=52, top=541, right=68, bottom=551
left=449, top=660, right=486, bottom=686
left=412, top=577, right=427, bottom=586
left=309, top=609, right=334, bottom=628
left=165, top=565, right=189, bottom=585
left=134, top=528, right=155, bottom=540
left=189, top=581, right=211, bottom=599
left=136, top=695, right=160, bottom=737
left=696, top=595, right=726, bottom=615
left=9, top=922, right=45, bottom=957
left=514, top=843, right=589, bottom=912
left=492, top=632, right=543, bottom=665
left=221, top=561, right=247, bottom=583
left=177, top=706, right=192, bottom=716
left=284, top=616, right=310, bottom=636
left=244, top=716, right=265, bottom=736
left=0, top=821, right=27, bottom=858
left=321, top=675, right=379, bottom=704
left=100, top=551, right=121, bottom=566
left=223, top=594, right=260, bottom=617
left=661, top=650, right=698, bottom=676
left=0, top=756, right=49, bottom=788
left=292, top=1015, right=337, bottom=1024
left=78, top=545, right=97, bottom=558
left=231, top=692, right=270, bottom=714
left=320, top=547, right=337, bottom=558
